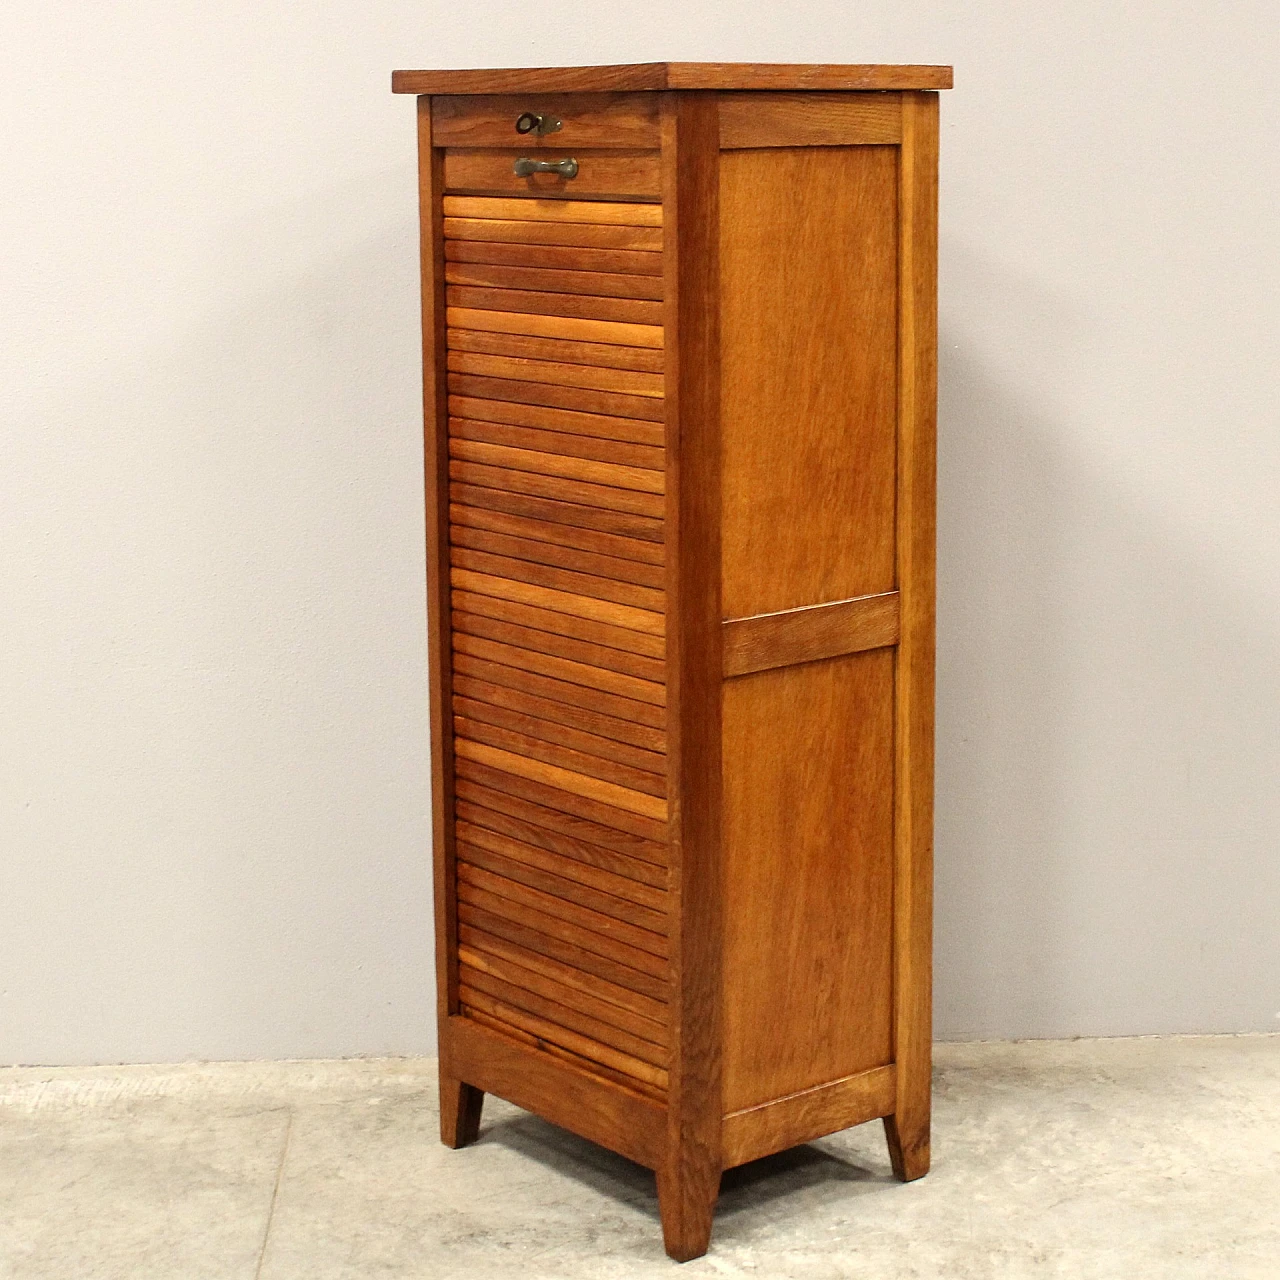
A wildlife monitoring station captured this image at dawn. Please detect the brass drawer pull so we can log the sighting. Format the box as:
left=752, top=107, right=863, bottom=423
left=514, top=111, right=562, bottom=135
left=512, top=156, right=579, bottom=179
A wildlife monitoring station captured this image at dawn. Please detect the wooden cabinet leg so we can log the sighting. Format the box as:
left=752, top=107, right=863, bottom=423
left=883, top=1111, right=930, bottom=1182
left=656, top=1162, right=719, bottom=1263
left=439, top=1068, right=484, bottom=1149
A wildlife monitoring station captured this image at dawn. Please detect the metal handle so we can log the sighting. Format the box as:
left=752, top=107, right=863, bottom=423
left=514, top=111, right=562, bottom=135
left=513, top=156, right=579, bottom=179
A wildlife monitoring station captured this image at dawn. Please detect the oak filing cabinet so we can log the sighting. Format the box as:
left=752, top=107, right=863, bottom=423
left=392, top=62, right=951, bottom=1261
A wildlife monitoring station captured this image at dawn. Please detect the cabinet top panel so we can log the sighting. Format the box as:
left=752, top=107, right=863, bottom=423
left=391, top=63, right=953, bottom=95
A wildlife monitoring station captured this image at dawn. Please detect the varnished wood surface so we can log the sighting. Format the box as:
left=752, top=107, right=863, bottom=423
left=446, top=240, right=664, bottom=278
left=721, top=652, right=896, bottom=1113
left=443, top=149, right=662, bottom=201
left=719, top=143, right=898, bottom=616
left=888, top=90, right=939, bottom=1184
left=447, top=306, right=663, bottom=349
left=444, top=194, right=663, bottom=227
left=393, top=63, right=954, bottom=95
left=719, top=92, right=902, bottom=148
left=444, top=1015, right=668, bottom=1169
left=432, top=93, right=662, bottom=149
left=721, top=1065, right=896, bottom=1168
left=658, top=90, right=724, bottom=1264
left=722, top=591, right=900, bottom=677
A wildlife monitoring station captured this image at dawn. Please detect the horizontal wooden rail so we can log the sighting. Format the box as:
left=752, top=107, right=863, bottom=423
left=722, top=591, right=900, bottom=678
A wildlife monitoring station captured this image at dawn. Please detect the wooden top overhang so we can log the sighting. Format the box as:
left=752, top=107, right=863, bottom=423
left=391, top=62, right=953, bottom=95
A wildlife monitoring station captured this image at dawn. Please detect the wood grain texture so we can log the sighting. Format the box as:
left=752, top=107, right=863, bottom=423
left=448, top=371, right=665, bottom=423
left=443, top=148, right=661, bottom=201
left=432, top=93, right=662, bottom=150
left=392, top=63, right=955, bottom=95
left=438, top=1071, right=484, bottom=1149
left=444, top=1015, right=668, bottom=1168
left=451, top=567, right=664, bottom=636
left=447, top=305, right=663, bottom=348
left=448, top=351, right=664, bottom=397
left=447, top=326, right=664, bottom=370
left=719, top=92, right=902, bottom=148
left=721, top=1066, right=896, bottom=1168
left=722, top=591, right=900, bottom=677
left=721, top=651, right=896, bottom=1113
left=445, top=259, right=664, bottom=301
left=451, top=391, right=664, bottom=445
left=442, top=195, right=663, bottom=227
left=449, top=459, right=665, bottom=519
left=887, top=90, right=939, bottom=1185
left=447, top=284, right=663, bottom=326
left=449, top=520, right=665, bottom=587
left=719, top=143, right=898, bottom=616
left=452, top=612, right=664, bottom=682
left=450, top=504, right=664, bottom=566
left=449, top=417, right=663, bottom=471
left=450, top=546, right=664, bottom=613
left=444, top=218, right=664, bottom=252
left=658, top=90, right=724, bottom=1265
left=453, top=480, right=664, bottom=543
left=446, top=241, right=664, bottom=278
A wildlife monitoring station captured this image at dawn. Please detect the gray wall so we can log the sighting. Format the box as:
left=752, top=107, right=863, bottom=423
left=3, top=2, right=1277, bottom=1065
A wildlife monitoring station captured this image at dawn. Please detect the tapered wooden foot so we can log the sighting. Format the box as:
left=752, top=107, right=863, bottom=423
left=656, top=1163, right=719, bottom=1262
left=883, top=1112, right=930, bottom=1181
left=439, top=1069, right=484, bottom=1149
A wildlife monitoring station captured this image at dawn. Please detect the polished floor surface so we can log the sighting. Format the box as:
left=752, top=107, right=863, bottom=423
left=1, top=1034, right=1276, bottom=1278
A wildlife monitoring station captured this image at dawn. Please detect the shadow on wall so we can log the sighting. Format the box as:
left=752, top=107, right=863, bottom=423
left=933, top=242, right=1280, bottom=1041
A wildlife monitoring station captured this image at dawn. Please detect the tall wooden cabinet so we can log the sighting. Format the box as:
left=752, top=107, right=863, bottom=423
left=392, top=62, right=951, bottom=1262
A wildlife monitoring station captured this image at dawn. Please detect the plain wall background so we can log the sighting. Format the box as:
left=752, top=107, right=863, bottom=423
left=3, top=2, right=1277, bottom=1065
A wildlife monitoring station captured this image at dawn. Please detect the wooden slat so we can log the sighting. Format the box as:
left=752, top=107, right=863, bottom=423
left=450, top=460, right=665, bottom=520
left=432, top=92, right=661, bottom=149
left=455, top=738, right=668, bottom=821
left=460, top=926, right=666, bottom=1025
left=451, top=547, right=664, bottom=616
left=449, top=416, right=665, bottom=470
left=460, top=965, right=667, bottom=1069
left=455, top=714, right=666, bottom=799
left=459, top=900, right=667, bottom=1001
left=447, top=350, right=664, bottom=398
left=442, top=195, right=664, bottom=227
left=458, top=862, right=667, bottom=960
left=452, top=628, right=667, bottom=707
left=450, top=435, right=664, bottom=492
left=451, top=568, right=664, bottom=638
left=722, top=1066, right=897, bottom=1169
left=444, top=218, right=664, bottom=252
left=455, top=753, right=668, bottom=843
left=450, top=504, right=664, bottom=568
left=450, top=392, right=664, bottom=447
left=457, top=796, right=666, bottom=895
left=722, top=592, right=901, bottom=677
left=447, top=285, right=663, bottom=327
left=459, top=944, right=666, bottom=1049
left=455, top=775, right=668, bottom=872
left=458, top=827, right=667, bottom=930
left=452, top=585, right=663, bottom=658
left=452, top=609, right=665, bottom=682
left=447, top=327, right=665, bottom=372
left=446, top=259, right=663, bottom=301
left=459, top=984, right=667, bottom=1088
left=447, top=306, right=663, bottom=348
left=453, top=480, right=665, bottom=544
left=718, top=92, right=902, bottom=148
left=444, top=1015, right=667, bottom=1167
left=454, top=670, right=667, bottom=755
left=463, top=1004, right=663, bottom=1101
left=449, top=371, right=666, bottom=424
left=443, top=150, right=661, bottom=202
left=446, top=240, right=664, bottom=278
left=450, top=522, right=665, bottom=590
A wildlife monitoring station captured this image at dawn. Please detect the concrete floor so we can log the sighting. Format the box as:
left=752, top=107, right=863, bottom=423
left=1, top=1036, right=1276, bottom=1279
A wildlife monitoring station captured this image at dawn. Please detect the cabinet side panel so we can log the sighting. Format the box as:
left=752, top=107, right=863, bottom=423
left=721, top=651, right=895, bottom=1111
left=719, top=145, right=898, bottom=618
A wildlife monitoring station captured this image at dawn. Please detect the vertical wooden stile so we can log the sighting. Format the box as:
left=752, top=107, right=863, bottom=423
left=657, top=90, right=723, bottom=1263
left=886, top=88, right=939, bottom=1181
